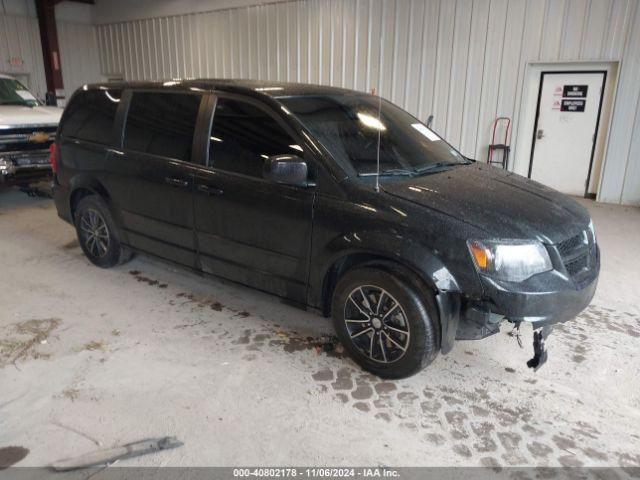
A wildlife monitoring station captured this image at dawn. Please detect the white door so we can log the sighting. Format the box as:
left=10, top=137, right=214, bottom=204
left=529, top=71, right=605, bottom=196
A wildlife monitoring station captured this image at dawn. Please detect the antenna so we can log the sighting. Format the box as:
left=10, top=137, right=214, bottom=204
left=371, top=87, right=382, bottom=193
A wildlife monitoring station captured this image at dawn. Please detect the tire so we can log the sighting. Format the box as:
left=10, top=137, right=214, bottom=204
left=331, top=266, right=440, bottom=378
left=74, top=195, right=132, bottom=268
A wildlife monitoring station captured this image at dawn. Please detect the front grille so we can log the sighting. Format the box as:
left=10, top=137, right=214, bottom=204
left=0, top=126, right=57, bottom=153
left=0, top=126, right=57, bottom=136
left=555, top=230, right=597, bottom=288
left=557, top=233, right=586, bottom=256
left=565, top=254, right=589, bottom=276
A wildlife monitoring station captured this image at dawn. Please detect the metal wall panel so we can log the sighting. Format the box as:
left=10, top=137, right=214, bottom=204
left=57, top=21, right=102, bottom=98
left=602, top=0, right=640, bottom=204
left=82, top=0, right=638, bottom=205
left=0, top=14, right=46, bottom=98
left=0, top=13, right=100, bottom=102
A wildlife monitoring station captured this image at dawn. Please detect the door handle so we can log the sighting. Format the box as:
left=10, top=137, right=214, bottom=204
left=165, top=177, right=189, bottom=188
left=536, top=129, right=545, bottom=140
left=197, top=184, right=224, bottom=196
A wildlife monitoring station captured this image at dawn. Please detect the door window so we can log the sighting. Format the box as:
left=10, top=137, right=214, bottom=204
left=209, top=97, right=303, bottom=177
left=61, top=89, right=122, bottom=144
left=124, top=92, right=201, bottom=162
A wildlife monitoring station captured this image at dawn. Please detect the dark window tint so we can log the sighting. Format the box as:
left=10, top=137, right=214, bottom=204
left=279, top=95, right=466, bottom=176
left=124, top=92, right=201, bottom=161
left=61, top=89, right=121, bottom=144
left=209, top=98, right=302, bottom=177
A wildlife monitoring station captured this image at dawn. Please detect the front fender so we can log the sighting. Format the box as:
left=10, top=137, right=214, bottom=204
left=319, top=230, right=461, bottom=293
left=308, top=230, right=463, bottom=353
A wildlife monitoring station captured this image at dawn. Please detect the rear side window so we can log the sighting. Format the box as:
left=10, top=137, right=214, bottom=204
left=209, top=97, right=302, bottom=178
left=61, top=89, right=121, bottom=144
left=124, top=92, right=201, bottom=162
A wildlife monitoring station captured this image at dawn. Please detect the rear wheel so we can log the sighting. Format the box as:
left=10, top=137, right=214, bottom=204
left=74, top=195, right=132, bottom=268
left=331, top=266, right=439, bottom=378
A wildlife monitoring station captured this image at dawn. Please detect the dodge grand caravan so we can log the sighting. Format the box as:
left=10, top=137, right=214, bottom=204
left=52, top=80, right=599, bottom=378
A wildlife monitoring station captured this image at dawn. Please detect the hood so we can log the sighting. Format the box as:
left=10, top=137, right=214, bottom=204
left=0, top=105, right=62, bottom=128
left=381, top=163, right=590, bottom=244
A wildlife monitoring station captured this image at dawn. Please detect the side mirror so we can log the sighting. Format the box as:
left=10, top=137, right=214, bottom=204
left=263, top=155, right=311, bottom=187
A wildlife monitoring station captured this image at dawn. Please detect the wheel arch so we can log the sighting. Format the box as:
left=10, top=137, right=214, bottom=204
left=319, top=252, right=441, bottom=318
left=316, top=243, right=462, bottom=354
left=68, top=176, right=113, bottom=221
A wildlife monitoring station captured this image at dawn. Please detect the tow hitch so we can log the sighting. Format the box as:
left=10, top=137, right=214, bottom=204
left=527, top=325, right=553, bottom=371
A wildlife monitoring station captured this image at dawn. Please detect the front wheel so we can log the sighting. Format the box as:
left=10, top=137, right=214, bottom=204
left=331, top=267, right=440, bottom=378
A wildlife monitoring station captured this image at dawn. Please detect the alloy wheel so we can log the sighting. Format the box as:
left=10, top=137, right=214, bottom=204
left=79, top=208, right=110, bottom=258
left=343, top=285, right=410, bottom=363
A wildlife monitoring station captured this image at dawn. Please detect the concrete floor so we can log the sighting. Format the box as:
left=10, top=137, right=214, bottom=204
left=0, top=187, right=639, bottom=468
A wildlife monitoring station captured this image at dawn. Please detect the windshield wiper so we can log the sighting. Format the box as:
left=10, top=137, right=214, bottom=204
left=359, top=168, right=414, bottom=177
left=415, top=161, right=465, bottom=174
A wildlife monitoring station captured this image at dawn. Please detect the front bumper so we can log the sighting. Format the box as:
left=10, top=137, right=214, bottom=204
left=451, top=230, right=599, bottom=370
left=457, top=238, right=600, bottom=339
left=485, top=240, right=599, bottom=326
left=0, top=150, right=52, bottom=186
left=480, top=260, right=599, bottom=327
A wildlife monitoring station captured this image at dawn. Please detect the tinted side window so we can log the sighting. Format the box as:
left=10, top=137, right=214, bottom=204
left=124, top=92, right=201, bottom=162
left=209, top=98, right=302, bottom=177
left=61, top=89, right=121, bottom=144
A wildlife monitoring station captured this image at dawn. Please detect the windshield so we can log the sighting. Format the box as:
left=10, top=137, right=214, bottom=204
left=278, top=94, right=467, bottom=177
left=0, top=78, right=39, bottom=107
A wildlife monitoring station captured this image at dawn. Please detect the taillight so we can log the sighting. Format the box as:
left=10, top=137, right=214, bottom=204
left=49, top=143, right=57, bottom=173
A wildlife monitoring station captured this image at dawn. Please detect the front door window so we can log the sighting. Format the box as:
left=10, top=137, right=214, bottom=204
left=209, top=97, right=304, bottom=177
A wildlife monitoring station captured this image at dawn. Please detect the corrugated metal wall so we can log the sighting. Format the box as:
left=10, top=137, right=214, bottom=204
left=50, top=0, right=640, bottom=205
left=57, top=21, right=102, bottom=99
left=0, top=14, right=47, bottom=97
left=0, top=13, right=100, bottom=102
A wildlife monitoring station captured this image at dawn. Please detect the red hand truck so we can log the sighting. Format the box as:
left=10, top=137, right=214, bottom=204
left=487, top=117, right=511, bottom=170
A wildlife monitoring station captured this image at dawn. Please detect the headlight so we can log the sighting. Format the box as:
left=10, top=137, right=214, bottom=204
left=588, top=219, right=596, bottom=244
left=0, top=157, right=16, bottom=174
left=467, top=239, right=552, bottom=282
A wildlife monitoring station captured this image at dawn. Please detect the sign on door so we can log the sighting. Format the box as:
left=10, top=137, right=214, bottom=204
left=529, top=71, right=605, bottom=196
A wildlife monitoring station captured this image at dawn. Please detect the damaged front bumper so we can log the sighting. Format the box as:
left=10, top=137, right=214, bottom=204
left=447, top=244, right=599, bottom=370
left=457, top=267, right=599, bottom=338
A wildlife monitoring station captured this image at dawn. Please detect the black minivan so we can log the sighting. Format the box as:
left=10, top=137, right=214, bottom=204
left=52, top=80, right=599, bottom=378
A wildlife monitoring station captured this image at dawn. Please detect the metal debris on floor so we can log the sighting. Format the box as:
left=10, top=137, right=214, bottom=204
left=50, top=436, right=183, bottom=471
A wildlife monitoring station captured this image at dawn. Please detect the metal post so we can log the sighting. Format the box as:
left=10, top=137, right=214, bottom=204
left=35, top=0, right=64, bottom=105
